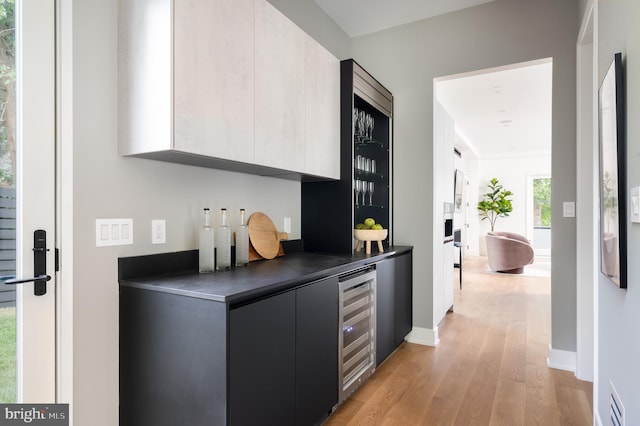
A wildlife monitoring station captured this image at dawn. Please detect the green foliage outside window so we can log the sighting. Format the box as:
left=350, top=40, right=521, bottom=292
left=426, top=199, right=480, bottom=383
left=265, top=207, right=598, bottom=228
left=533, top=177, right=551, bottom=227
left=0, top=0, right=15, bottom=187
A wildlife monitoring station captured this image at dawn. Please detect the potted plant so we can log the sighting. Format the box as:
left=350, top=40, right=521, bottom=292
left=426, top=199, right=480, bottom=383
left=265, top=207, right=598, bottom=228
left=477, top=178, right=513, bottom=232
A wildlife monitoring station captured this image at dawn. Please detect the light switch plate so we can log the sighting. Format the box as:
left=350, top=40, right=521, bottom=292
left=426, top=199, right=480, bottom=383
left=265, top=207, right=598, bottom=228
left=631, top=187, right=640, bottom=223
left=96, top=218, right=134, bottom=246
left=152, top=219, right=166, bottom=244
left=563, top=201, right=575, bottom=218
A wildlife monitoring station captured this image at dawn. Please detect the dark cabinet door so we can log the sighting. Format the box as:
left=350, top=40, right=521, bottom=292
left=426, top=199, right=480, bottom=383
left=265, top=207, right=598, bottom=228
left=120, top=288, right=228, bottom=426
left=296, top=276, right=339, bottom=425
left=375, top=258, right=395, bottom=366
left=394, top=251, right=413, bottom=346
left=229, top=291, right=296, bottom=426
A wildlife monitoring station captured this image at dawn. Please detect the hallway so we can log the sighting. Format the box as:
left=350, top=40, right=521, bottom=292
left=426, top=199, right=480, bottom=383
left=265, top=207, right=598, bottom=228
left=326, top=256, right=592, bottom=425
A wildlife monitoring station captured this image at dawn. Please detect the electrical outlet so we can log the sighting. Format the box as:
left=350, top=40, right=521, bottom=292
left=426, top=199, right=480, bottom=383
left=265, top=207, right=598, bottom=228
left=284, top=217, right=291, bottom=233
left=152, top=220, right=166, bottom=244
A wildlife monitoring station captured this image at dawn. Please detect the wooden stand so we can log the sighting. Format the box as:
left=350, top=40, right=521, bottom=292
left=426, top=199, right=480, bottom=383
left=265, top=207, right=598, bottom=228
left=355, top=239, right=384, bottom=254
left=353, top=229, right=388, bottom=254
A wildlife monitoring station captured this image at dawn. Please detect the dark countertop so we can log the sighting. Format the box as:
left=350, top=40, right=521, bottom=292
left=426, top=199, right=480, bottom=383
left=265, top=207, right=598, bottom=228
left=118, top=246, right=412, bottom=305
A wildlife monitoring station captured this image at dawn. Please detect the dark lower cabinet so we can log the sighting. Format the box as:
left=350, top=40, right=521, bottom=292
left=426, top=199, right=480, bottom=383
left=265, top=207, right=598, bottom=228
left=120, top=250, right=410, bottom=425
left=229, top=276, right=338, bottom=426
left=375, top=250, right=413, bottom=366
left=230, top=291, right=296, bottom=426
left=394, top=251, right=413, bottom=347
left=376, top=258, right=395, bottom=365
left=296, top=277, right=339, bottom=425
left=120, top=287, right=228, bottom=426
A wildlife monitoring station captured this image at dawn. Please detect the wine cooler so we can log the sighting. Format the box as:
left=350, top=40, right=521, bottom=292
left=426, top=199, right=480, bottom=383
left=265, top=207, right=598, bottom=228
left=338, top=267, right=376, bottom=405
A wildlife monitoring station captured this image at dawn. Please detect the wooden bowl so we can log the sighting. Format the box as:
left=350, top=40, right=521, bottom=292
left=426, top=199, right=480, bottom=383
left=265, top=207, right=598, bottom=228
left=353, top=228, right=388, bottom=241
left=353, top=228, right=388, bottom=254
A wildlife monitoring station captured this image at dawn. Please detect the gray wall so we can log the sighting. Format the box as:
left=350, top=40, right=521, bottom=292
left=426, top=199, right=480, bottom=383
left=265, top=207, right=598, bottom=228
left=267, top=0, right=351, bottom=60
left=579, top=0, right=590, bottom=21
left=596, top=0, right=640, bottom=422
left=71, top=1, right=301, bottom=424
left=349, top=0, right=579, bottom=346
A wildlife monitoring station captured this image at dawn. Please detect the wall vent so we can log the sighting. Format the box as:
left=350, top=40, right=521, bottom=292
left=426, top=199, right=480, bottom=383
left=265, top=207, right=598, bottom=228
left=610, top=381, right=625, bottom=426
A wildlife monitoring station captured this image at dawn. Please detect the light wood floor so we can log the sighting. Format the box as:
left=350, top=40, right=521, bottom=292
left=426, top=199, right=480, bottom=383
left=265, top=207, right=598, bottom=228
left=325, top=256, right=593, bottom=425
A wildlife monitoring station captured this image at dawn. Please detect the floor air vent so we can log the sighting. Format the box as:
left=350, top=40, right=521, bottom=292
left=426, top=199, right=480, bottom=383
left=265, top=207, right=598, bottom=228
left=610, top=381, right=625, bottom=426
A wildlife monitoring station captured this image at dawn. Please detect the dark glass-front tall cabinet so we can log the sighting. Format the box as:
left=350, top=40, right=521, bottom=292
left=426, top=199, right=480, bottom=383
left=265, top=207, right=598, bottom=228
left=302, top=59, right=393, bottom=253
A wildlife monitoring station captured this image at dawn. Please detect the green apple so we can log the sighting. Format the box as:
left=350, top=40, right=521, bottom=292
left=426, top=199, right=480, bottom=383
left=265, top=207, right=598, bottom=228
left=371, top=224, right=383, bottom=230
left=355, top=223, right=366, bottom=229
left=363, top=217, right=376, bottom=227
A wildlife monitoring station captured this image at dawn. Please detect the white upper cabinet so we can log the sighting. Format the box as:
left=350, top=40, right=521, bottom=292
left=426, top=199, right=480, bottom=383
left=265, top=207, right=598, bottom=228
left=304, top=34, right=340, bottom=180
left=119, top=0, right=339, bottom=180
left=254, top=0, right=340, bottom=179
left=254, top=0, right=306, bottom=173
left=119, top=0, right=173, bottom=155
left=173, top=0, right=255, bottom=163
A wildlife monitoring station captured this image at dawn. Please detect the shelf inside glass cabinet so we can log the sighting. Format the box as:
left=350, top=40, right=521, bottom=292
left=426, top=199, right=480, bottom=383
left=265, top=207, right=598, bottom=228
left=354, top=170, right=384, bottom=180
left=354, top=135, right=386, bottom=148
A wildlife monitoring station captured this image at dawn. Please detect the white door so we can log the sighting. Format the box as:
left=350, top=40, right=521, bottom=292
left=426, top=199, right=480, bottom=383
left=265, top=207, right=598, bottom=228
left=0, top=0, right=56, bottom=403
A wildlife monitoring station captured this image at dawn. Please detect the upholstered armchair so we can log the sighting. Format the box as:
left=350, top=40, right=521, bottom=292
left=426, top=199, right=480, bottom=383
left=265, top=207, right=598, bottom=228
left=485, top=231, right=534, bottom=274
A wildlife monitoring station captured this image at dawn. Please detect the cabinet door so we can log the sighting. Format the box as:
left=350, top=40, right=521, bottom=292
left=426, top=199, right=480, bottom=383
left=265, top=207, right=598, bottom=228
left=254, top=0, right=305, bottom=173
left=296, top=276, right=339, bottom=425
left=394, top=252, right=413, bottom=346
left=173, top=0, right=255, bottom=163
left=304, top=35, right=340, bottom=179
left=120, top=288, right=227, bottom=426
left=229, top=291, right=295, bottom=426
left=375, top=258, right=396, bottom=366
left=118, top=0, right=173, bottom=155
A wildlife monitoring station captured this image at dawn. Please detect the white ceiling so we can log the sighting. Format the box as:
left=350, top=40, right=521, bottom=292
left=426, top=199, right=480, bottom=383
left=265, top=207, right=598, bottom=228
left=313, top=0, right=496, bottom=37
left=436, top=60, right=553, bottom=159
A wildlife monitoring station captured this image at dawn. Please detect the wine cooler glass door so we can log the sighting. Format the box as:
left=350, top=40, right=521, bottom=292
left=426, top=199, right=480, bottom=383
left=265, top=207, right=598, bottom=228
left=338, top=269, right=376, bottom=404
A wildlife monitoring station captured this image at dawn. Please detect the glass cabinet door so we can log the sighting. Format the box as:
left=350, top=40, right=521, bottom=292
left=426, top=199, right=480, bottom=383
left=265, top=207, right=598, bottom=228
left=352, top=94, right=391, bottom=247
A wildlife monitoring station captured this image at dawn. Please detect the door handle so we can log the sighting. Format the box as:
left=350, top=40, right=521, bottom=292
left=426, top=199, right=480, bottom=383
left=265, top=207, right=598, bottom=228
left=2, top=275, right=52, bottom=286
left=0, top=230, right=51, bottom=296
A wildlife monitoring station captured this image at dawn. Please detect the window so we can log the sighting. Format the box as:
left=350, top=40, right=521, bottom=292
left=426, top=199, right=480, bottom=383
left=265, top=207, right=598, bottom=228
left=533, top=177, right=551, bottom=228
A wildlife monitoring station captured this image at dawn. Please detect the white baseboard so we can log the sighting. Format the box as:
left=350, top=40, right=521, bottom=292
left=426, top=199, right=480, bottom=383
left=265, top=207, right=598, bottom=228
left=405, top=326, right=439, bottom=346
left=594, top=410, right=602, bottom=426
left=547, top=345, right=576, bottom=373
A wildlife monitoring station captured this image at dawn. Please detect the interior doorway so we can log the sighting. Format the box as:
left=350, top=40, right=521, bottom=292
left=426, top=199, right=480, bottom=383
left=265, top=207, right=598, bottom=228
left=435, top=58, right=553, bottom=259
left=433, top=58, right=553, bottom=342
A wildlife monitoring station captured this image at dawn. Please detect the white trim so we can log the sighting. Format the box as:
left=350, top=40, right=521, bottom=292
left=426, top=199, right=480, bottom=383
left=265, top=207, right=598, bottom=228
left=405, top=326, right=439, bottom=347
left=57, top=0, right=74, bottom=417
left=575, top=0, right=596, bottom=385
left=594, top=410, right=603, bottom=426
left=16, top=0, right=57, bottom=402
left=547, top=345, right=577, bottom=372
